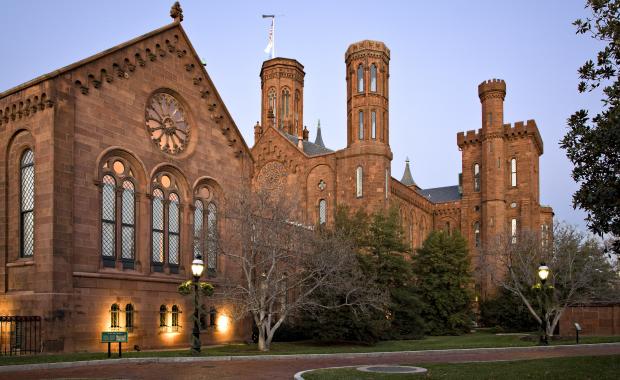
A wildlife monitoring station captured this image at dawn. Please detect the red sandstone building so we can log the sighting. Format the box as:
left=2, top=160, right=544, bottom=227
left=0, top=6, right=553, bottom=352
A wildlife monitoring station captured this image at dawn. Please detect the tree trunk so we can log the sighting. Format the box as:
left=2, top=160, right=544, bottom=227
left=257, top=324, right=269, bottom=351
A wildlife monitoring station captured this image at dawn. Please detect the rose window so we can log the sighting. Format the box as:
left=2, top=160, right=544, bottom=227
left=146, top=93, right=190, bottom=154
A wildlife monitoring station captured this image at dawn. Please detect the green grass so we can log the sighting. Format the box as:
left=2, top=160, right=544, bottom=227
left=0, top=330, right=618, bottom=367
left=302, top=355, right=620, bottom=379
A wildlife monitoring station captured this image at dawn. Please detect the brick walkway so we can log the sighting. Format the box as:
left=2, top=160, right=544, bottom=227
left=1, top=343, right=619, bottom=380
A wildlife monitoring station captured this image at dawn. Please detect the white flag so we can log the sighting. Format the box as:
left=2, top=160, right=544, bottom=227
left=264, top=18, right=274, bottom=57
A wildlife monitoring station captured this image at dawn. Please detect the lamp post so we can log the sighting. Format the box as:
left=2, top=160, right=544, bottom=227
left=191, top=254, right=205, bottom=355
left=537, top=263, right=550, bottom=345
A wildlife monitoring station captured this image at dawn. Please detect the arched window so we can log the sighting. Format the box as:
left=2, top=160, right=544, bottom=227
left=168, top=193, right=180, bottom=268
left=473, top=163, right=481, bottom=192
left=356, top=166, right=363, bottom=198
left=357, top=64, right=364, bottom=93
left=20, top=149, right=35, bottom=257
left=151, top=188, right=165, bottom=269
left=370, top=64, right=377, bottom=92
left=110, top=304, right=120, bottom=329
left=511, top=218, right=518, bottom=244
left=511, top=158, right=517, bottom=187
left=171, top=305, right=180, bottom=331
left=474, top=221, right=480, bottom=248
left=281, top=89, right=290, bottom=118
left=207, top=203, right=218, bottom=275
left=159, top=305, right=167, bottom=327
left=268, top=88, right=277, bottom=121
left=541, top=224, right=549, bottom=247
left=121, top=180, right=135, bottom=261
left=294, top=90, right=300, bottom=132
left=209, top=307, right=217, bottom=327
left=371, top=111, right=376, bottom=139
left=358, top=110, right=364, bottom=140
left=125, top=304, right=134, bottom=331
left=318, top=199, right=327, bottom=225
left=100, top=157, right=137, bottom=268
left=101, top=175, right=116, bottom=262
left=193, top=199, right=204, bottom=259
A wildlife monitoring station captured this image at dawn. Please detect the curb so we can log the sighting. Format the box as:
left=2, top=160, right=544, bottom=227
left=0, top=342, right=618, bottom=373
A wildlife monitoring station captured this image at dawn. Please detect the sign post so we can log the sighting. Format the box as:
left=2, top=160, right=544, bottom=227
left=101, top=331, right=128, bottom=358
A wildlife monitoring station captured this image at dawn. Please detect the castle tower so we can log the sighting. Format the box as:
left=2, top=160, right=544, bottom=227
left=260, top=58, right=305, bottom=139
left=345, top=40, right=390, bottom=147
left=337, top=41, right=392, bottom=214
left=478, top=79, right=506, bottom=240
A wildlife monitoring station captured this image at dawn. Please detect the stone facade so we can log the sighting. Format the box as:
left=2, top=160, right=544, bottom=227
left=0, top=8, right=553, bottom=353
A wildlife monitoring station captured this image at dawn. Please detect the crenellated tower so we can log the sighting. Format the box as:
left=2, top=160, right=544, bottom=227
left=260, top=58, right=305, bottom=140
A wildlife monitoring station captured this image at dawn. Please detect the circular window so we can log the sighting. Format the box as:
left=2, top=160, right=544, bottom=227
left=145, top=92, right=190, bottom=155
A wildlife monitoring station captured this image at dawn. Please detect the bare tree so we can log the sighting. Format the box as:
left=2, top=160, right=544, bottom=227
left=217, top=189, right=385, bottom=351
left=480, top=222, right=615, bottom=338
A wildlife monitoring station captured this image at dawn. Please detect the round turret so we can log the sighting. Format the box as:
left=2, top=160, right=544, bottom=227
left=478, top=78, right=506, bottom=102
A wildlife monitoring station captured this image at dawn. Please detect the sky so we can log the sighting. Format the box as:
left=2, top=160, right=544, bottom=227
left=0, top=1, right=605, bottom=231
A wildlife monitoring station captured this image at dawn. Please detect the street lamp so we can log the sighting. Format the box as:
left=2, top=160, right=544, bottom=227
left=537, top=262, right=550, bottom=345
left=191, top=254, right=205, bottom=355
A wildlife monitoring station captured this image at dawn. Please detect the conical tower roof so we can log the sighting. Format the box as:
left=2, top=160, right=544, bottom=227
left=400, top=158, right=416, bottom=187
left=314, top=119, right=325, bottom=147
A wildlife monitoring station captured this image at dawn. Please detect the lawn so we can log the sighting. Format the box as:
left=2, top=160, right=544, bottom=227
left=0, top=330, right=618, bottom=366
left=301, top=355, right=620, bottom=379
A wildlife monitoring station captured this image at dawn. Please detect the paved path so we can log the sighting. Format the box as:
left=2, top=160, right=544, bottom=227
left=1, top=343, right=619, bottom=380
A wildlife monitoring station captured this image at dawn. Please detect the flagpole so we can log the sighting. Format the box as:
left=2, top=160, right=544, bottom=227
left=272, top=17, right=276, bottom=59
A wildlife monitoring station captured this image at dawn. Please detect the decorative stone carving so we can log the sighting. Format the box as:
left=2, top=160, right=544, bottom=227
left=257, top=161, right=287, bottom=193
left=145, top=93, right=190, bottom=155
left=170, top=1, right=183, bottom=22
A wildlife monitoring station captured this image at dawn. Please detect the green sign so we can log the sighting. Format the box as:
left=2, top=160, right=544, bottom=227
left=101, top=331, right=128, bottom=343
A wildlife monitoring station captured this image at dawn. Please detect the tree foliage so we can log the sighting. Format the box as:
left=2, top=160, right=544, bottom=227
left=561, top=0, right=620, bottom=254
left=413, top=230, right=474, bottom=335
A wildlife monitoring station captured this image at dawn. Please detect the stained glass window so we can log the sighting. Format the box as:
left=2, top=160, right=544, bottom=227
left=20, top=149, right=35, bottom=257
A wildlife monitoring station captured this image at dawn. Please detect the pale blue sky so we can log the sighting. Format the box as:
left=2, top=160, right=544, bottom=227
left=1, top=1, right=603, bottom=230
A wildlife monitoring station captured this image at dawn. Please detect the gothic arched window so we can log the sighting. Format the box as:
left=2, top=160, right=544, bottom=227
left=101, top=175, right=116, bottom=262
left=358, top=110, right=364, bottom=140
left=473, top=163, right=481, bottom=192
left=159, top=305, right=167, bottom=327
left=268, top=88, right=277, bottom=122
left=171, top=305, right=180, bottom=331
left=474, top=221, right=481, bottom=248
left=511, top=158, right=517, bottom=187
left=356, top=166, right=363, bottom=198
left=371, top=111, right=377, bottom=139
left=151, top=188, right=165, bottom=269
left=110, top=304, right=120, bottom=329
left=20, top=149, right=35, bottom=257
left=319, top=199, right=327, bottom=225
left=370, top=64, right=377, bottom=92
left=207, top=202, right=218, bottom=275
left=151, top=173, right=182, bottom=273
left=511, top=218, right=518, bottom=244
left=282, top=89, right=290, bottom=118
left=121, top=180, right=135, bottom=261
left=168, top=193, right=180, bottom=267
left=357, top=64, right=364, bottom=93
left=125, top=303, right=134, bottom=331
left=193, top=199, right=204, bottom=259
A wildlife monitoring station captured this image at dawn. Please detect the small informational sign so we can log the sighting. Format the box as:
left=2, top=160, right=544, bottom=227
left=574, top=323, right=582, bottom=331
left=101, top=331, right=128, bottom=343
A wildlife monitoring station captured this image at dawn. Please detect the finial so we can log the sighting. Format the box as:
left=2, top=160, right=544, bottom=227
left=317, top=119, right=321, bottom=128
left=405, top=156, right=410, bottom=163
left=170, top=2, right=183, bottom=22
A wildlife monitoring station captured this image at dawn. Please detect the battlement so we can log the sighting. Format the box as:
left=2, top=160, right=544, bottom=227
left=457, top=128, right=482, bottom=148
left=345, top=40, right=390, bottom=62
left=478, top=78, right=506, bottom=101
left=503, top=119, right=544, bottom=154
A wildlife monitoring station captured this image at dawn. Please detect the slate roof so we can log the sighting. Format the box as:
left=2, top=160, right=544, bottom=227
left=400, top=159, right=416, bottom=187
left=282, top=131, right=334, bottom=156
left=418, top=185, right=461, bottom=203
left=314, top=120, right=325, bottom=147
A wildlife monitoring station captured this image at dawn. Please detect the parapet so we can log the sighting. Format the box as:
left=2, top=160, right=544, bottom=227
left=503, top=119, right=544, bottom=155
left=260, top=57, right=305, bottom=85
left=345, top=40, right=390, bottom=62
left=478, top=78, right=506, bottom=102
left=457, top=128, right=482, bottom=148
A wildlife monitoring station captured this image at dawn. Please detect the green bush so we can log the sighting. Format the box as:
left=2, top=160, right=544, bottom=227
left=479, top=289, right=539, bottom=332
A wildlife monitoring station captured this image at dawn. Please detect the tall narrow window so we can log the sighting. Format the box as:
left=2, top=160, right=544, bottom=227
left=121, top=180, right=135, bottom=261
left=282, top=89, right=290, bottom=118
left=193, top=200, right=204, bottom=258
left=371, top=111, right=376, bottom=139
left=171, top=305, right=180, bottom=331
left=101, top=175, right=116, bottom=261
left=358, top=110, right=364, bottom=140
left=385, top=169, right=389, bottom=199
left=209, top=307, right=217, bottom=327
left=207, top=203, right=218, bottom=275
left=357, top=64, right=364, bottom=93
left=511, top=158, right=517, bottom=187
left=125, top=304, right=134, bottom=331
left=268, top=89, right=277, bottom=124
left=370, top=64, right=377, bottom=92
left=356, top=166, right=363, bottom=198
left=473, top=163, right=481, bottom=192
left=511, top=218, right=518, bottom=244
left=159, top=305, right=167, bottom=327
left=541, top=224, right=549, bottom=247
left=20, top=149, right=35, bottom=257
left=110, top=304, right=120, bottom=329
left=318, top=199, right=327, bottom=225
left=474, top=222, right=481, bottom=248
left=168, top=193, right=180, bottom=268
left=382, top=112, right=386, bottom=142
left=151, top=188, right=165, bottom=268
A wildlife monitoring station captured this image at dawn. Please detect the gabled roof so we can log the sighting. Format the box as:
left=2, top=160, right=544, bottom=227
left=282, top=131, right=333, bottom=156
left=418, top=185, right=461, bottom=203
